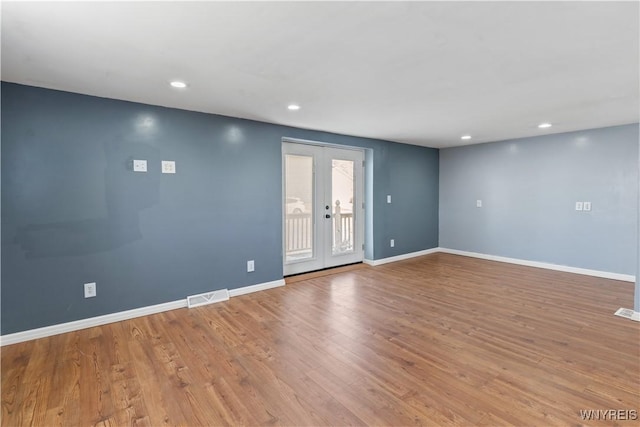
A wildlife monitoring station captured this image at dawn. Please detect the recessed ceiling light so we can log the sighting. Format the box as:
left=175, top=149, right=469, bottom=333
left=538, top=122, right=552, bottom=128
left=170, top=81, right=187, bottom=88
left=287, top=104, right=300, bottom=111
left=461, top=135, right=472, bottom=140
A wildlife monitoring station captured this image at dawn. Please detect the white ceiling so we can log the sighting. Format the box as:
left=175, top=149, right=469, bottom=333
left=2, top=1, right=638, bottom=148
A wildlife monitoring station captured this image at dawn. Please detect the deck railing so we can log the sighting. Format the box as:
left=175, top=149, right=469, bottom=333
left=285, top=212, right=353, bottom=256
left=285, top=213, right=313, bottom=255
left=332, top=212, right=353, bottom=252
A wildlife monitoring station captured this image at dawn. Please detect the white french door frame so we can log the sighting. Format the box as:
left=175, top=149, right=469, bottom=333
left=282, top=139, right=365, bottom=276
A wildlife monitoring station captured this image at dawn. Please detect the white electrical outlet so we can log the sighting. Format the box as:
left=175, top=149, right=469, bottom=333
left=247, top=260, right=255, bottom=272
left=476, top=199, right=482, bottom=208
left=162, top=160, right=176, bottom=174
left=575, top=202, right=583, bottom=211
left=387, top=195, right=392, bottom=204
left=84, top=282, right=96, bottom=298
left=583, top=201, right=591, bottom=211
left=133, top=160, right=147, bottom=172
left=390, top=239, right=395, bottom=247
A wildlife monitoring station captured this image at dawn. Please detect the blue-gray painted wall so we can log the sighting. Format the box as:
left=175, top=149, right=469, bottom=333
left=439, top=124, right=639, bottom=276
left=1, top=82, right=440, bottom=334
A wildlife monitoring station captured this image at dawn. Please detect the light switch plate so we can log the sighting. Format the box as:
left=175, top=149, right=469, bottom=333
left=162, top=161, right=176, bottom=174
left=575, top=202, right=583, bottom=211
left=583, top=202, right=591, bottom=211
left=476, top=200, right=482, bottom=208
left=247, top=260, right=255, bottom=272
left=84, top=282, right=96, bottom=298
left=387, top=195, right=391, bottom=204
left=133, top=160, right=147, bottom=172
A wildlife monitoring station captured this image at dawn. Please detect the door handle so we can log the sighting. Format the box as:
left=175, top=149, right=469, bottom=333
left=325, top=214, right=331, bottom=219
left=325, top=205, right=330, bottom=210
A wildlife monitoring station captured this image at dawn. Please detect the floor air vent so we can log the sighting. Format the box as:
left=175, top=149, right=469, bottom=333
left=614, top=308, right=640, bottom=322
left=187, top=289, right=229, bottom=308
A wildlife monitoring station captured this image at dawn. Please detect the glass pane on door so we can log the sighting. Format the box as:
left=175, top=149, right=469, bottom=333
left=285, top=154, right=313, bottom=262
left=331, top=159, right=355, bottom=255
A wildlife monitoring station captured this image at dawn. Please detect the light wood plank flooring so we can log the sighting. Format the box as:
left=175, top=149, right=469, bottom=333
left=2, top=253, right=639, bottom=426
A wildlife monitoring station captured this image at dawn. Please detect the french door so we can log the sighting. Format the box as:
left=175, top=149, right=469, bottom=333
left=283, top=141, right=364, bottom=276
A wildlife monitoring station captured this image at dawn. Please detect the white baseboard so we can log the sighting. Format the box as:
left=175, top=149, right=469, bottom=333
left=228, top=279, right=285, bottom=297
left=438, top=248, right=636, bottom=282
left=364, top=247, right=440, bottom=266
left=2, top=247, right=632, bottom=347
left=364, top=246, right=635, bottom=283
left=0, top=278, right=286, bottom=346
left=0, top=300, right=187, bottom=347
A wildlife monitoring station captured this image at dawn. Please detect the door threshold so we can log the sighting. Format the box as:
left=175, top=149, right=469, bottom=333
left=285, top=262, right=366, bottom=284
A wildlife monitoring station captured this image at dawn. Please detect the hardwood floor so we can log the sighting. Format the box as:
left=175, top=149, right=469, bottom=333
left=2, top=253, right=639, bottom=426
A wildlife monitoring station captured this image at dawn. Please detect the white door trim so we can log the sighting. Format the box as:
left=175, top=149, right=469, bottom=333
left=282, top=139, right=365, bottom=276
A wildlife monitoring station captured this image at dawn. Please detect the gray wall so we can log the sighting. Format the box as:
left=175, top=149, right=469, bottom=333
left=385, top=142, right=439, bottom=256
left=439, top=124, right=638, bottom=276
left=1, top=83, right=439, bottom=334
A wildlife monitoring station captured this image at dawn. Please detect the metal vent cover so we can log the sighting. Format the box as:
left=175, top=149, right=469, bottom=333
left=187, top=289, right=229, bottom=308
left=614, top=308, right=640, bottom=322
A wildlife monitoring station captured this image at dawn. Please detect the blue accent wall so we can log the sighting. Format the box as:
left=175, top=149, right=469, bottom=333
left=1, top=82, right=439, bottom=334
left=439, top=124, right=639, bottom=276
left=385, top=142, right=439, bottom=257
